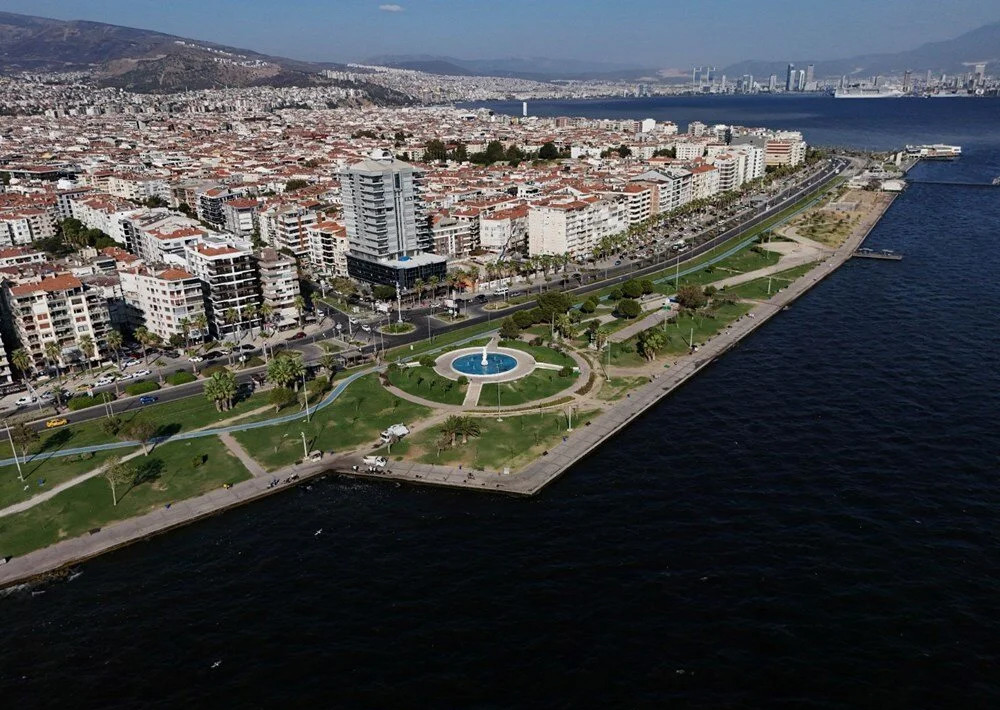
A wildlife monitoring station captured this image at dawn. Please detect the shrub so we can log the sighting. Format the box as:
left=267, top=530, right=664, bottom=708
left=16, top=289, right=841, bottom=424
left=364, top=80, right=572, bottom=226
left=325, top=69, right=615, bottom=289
left=166, top=371, right=196, bottom=386
left=617, top=298, right=642, bottom=319
left=704, top=285, right=718, bottom=298
left=558, top=365, right=574, bottom=378
left=639, top=279, right=654, bottom=295
left=418, top=355, right=436, bottom=368
left=609, top=287, right=623, bottom=301
left=499, top=317, right=521, bottom=339
left=580, top=298, right=596, bottom=314
left=201, top=364, right=229, bottom=378
left=529, top=337, right=544, bottom=347
left=125, top=380, right=160, bottom=396
left=244, top=356, right=265, bottom=368
left=67, top=394, right=110, bottom=411
left=512, top=311, right=534, bottom=329
left=456, top=375, right=468, bottom=386
left=306, top=375, right=330, bottom=399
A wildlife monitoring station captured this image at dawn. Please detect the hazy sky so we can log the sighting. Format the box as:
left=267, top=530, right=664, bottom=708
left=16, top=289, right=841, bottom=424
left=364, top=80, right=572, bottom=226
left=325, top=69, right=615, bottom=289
left=1, top=0, right=998, bottom=67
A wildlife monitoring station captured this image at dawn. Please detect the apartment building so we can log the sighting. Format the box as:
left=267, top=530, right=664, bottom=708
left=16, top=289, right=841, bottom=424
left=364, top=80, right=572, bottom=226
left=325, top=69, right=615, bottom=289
left=341, top=150, right=446, bottom=288
left=0, top=246, right=47, bottom=269
left=107, top=174, right=170, bottom=204
left=259, top=203, right=316, bottom=258
left=479, top=204, right=528, bottom=254
left=527, top=196, right=626, bottom=257
left=633, top=167, right=694, bottom=213
left=307, top=220, right=349, bottom=277
left=3, top=274, right=111, bottom=369
left=431, top=214, right=476, bottom=259
left=601, top=183, right=657, bottom=226
left=118, top=266, right=207, bottom=343
left=184, top=242, right=262, bottom=338
left=223, top=198, right=260, bottom=239
left=764, top=138, right=807, bottom=167
left=0, top=208, right=57, bottom=246
left=256, top=247, right=300, bottom=326
left=689, top=164, right=720, bottom=200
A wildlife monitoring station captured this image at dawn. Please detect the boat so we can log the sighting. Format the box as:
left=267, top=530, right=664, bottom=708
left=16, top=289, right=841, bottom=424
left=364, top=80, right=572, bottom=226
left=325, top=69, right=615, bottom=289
left=904, top=144, right=962, bottom=159
left=834, top=87, right=904, bottom=99
left=992, top=177, right=1000, bottom=186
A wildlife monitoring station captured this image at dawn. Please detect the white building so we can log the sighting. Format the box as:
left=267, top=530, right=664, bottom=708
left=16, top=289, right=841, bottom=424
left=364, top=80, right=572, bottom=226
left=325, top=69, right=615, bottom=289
left=184, top=241, right=262, bottom=338
left=528, top=196, right=626, bottom=258
left=256, top=247, right=300, bottom=326
left=307, top=220, right=350, bottom=278
left=118, top=266, right=207, bottom=343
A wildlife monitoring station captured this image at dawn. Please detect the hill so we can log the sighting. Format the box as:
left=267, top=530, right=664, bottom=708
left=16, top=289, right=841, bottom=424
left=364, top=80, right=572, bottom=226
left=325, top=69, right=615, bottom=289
left=0, top=10, right=409, bottom=100
left=724, top=20, right=1000, bottom=79
left=365, top=54, right=652, bottom=81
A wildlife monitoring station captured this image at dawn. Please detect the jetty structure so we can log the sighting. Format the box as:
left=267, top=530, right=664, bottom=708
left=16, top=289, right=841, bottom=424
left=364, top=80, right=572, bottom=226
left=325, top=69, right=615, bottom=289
left=0, top=151, right=915, bottom=588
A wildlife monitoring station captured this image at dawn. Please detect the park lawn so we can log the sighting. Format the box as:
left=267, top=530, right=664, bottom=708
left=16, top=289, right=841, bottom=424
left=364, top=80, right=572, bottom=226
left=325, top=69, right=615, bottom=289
left=651, top=248, right=781, bottom=295
left=477, top=369, right=577, bottom=407
left=723, top=262, right=818, bottom=300
left=659, top=301, right=753, bottom=354
left=596, top=376, right=650, bottom=401
left=606, top=341, right=648, bottom=368
left=385, top=409, right=602, bottom=472
left=0, top=447, right=137, bottom=510
left=387, top=365, right=467, bottom=405
left=232, top=374, right=431, bottom=471
left=387, top=319, right=497, bottom=360
left=0, top=435, right=250, bottom=558
left=498, top=341, right=575, bottom=367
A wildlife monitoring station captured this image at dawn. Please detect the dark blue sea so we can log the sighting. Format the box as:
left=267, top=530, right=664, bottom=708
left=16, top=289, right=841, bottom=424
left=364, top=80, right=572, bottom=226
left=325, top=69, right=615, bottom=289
left=3, top=96, right=1000, bottom=709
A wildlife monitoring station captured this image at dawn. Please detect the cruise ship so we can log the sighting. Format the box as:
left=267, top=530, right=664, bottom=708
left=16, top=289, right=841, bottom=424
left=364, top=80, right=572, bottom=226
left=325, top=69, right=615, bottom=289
left=833, top=87, right=905, bottom=99
left=904, top=144, right=962, bottom=159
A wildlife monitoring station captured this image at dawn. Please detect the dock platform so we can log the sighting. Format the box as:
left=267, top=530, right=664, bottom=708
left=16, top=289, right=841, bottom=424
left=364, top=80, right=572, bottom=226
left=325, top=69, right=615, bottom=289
left=853, top=248, right=903, bottom=261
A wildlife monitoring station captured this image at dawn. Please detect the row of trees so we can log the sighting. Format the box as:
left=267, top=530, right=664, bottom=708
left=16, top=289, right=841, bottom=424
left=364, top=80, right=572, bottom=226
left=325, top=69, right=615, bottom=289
left=498, top=291, right=576, bottom=340
left=423, top=139, right=567, bottom=167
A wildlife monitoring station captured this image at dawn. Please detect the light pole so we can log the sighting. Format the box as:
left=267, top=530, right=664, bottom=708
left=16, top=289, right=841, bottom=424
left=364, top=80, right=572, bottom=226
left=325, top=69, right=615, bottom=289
left=302, top=371, right=311, bottom=423
left=301, top=431, right=308, bottom=459
left=496, top=384, right=502, bottom=422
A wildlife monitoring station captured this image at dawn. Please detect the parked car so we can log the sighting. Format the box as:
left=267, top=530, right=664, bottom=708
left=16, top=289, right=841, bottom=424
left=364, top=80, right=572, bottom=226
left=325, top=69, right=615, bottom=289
left=138, top=395, right=158, bottom=405
left=239, top=344, right=256, bottom=351
left=287, top=331, right=307, bottom=341
left=45, top=418, right=68, bottom=428
left=188, top=355, right=204, bottom=363
left=133, top=369, right=152, bottom=377
left=39, top=392, right=55, bottom=401
left=472, top=294, right=488, bottom=304
left=95, top=376, right=116, bottom=386
left=164, top=350, right=180, bottom=359
left=14, top=396, right=36, bottom=406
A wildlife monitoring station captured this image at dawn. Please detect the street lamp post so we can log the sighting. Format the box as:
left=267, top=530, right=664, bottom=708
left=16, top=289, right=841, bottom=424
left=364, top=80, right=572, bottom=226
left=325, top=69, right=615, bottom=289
left=4, top=418, right=23, bottom=481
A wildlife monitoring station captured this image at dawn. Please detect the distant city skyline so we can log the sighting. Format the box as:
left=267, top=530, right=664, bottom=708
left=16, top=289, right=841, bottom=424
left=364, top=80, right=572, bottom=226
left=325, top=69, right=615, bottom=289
left=0, top=0, right=997, bottom=68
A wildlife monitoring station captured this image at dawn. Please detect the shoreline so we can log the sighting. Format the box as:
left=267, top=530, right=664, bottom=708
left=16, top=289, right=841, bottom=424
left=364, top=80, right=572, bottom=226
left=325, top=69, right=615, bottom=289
left=0, top=176, right=895, bottom=590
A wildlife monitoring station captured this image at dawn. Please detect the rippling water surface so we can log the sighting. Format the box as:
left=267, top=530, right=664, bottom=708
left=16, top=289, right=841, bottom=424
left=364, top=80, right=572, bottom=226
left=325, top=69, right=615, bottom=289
left=2, top=98, right=1000, bottom=708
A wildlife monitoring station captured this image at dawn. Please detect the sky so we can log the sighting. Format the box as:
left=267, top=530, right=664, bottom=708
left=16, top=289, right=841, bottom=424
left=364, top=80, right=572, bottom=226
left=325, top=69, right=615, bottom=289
left=1, top=0, right=998, bottom=68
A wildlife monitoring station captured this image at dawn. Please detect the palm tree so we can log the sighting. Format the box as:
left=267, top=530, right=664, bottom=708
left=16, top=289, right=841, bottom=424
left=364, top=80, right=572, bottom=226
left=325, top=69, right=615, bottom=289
left=203, top=370, right=238, bottom=411
left=10, top=347, right=31, bottom=379
left=44, top=341, right=62, bottom=380
left=134, top=326, right=151, bottom=363
left=223, top=308, right=239, bottom=342
left=267, top=355, right=304, bottom=390
left=106, top=329, right=123, bottom=366
left=427, top=275, right=440, bottom=300
left=439, top=415, right=462, bottom=448
left=192, top=313, right=208, bottom=344
left=319, top=352, right=337, bottom=376
left=293, top=295, right=306, bottom=326
left=413, top=278, right=425, bottom=303
left=78, top=335, right=96, bottom=371
left=243, top=304, right=258, bottom=340
left=458, top=416, right=481, bottom=445
left=178, top=317, right=191, bottom=350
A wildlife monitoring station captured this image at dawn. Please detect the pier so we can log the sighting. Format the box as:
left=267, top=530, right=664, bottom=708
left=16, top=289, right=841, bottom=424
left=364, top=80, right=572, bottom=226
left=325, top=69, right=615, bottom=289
left=852, top=248, right=903, bottom=261
left=908, top=180, right=1000, bottom=188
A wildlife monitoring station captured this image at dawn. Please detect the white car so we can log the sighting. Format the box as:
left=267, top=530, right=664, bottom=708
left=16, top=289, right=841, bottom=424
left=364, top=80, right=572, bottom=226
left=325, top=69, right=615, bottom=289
left=188, top=355, right=204, bottom=363
left=117, top=373, right=135, bottom=381
left=95, top=376, right=116, bottom=386
left=361, top=324, right=371, bottom=332
left=39, top=392, right=55, bottom=401
left=14, top=396, right=35, bottom=406
left=120, top=359, right=138, bottom=369
left=133, top=369, right=152, bottom=378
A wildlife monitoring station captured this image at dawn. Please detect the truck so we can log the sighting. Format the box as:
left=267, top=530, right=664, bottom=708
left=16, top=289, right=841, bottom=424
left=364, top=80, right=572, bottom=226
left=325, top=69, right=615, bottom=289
left=380, top=423, right=410, bottom=443
left=363, top=455, right=388, bottom=470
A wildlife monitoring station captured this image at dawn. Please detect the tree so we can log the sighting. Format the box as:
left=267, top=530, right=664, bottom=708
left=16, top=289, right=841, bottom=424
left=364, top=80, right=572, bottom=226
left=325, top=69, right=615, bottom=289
left=439, top=415, right=462, bottom=448
left=101, top=416, right=123, bottom=438
left=193, top=314, right=209, bottom=343
left=372, top=285, right=396, bottom=302
left=536, top=291, right=571, bottom=321
left=78, top=335, right=96, bottom=369
left=580, top=298, right=597, bottom=314
left=639, top=279, right=655, bottom=295
left=102, top=455, right=135, bottom=507
left=9, top=423, right=38, bottom=475
left=676, top=284, right=708, bottom=310
left=292, top=295, right=306, bottom=326
left=499, top=317, right=521, bottom=340
left=319, top=353, right=337, bottom=376
left=457, top=416, right=481, bottom=445
left=268, top=386, right=296, bottom=413
left=204, top=370, right=238, bottom=411
left=423, top=139, right=448, bottom=162
left=44, top=341, right=62, bottom=382
left=10, top=348, right=31, bottom=378
left=134, top=326, right=151, bottom=363
left=106, top=329, right=123, bottom=369
left=617, top=298, right=642, bottom=319
left=124, top=417, right=157, bottom=456
left=638, top=329, right=666, bottom=362
left=554, top=313, right=576, bottom=340
left=621, top=280, right=644, bottom=299
left=284, top=179, right=309, bottom=192
left=539, top=141, right=559, bottom=160
left=267, top=355, right=304, bottom=390
left=594, top=326, right=611, bottom=350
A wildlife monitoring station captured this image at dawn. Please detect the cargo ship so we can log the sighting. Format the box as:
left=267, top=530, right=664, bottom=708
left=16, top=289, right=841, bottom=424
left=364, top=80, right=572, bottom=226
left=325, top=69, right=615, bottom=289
left=833, top=87, right=904, bottom=99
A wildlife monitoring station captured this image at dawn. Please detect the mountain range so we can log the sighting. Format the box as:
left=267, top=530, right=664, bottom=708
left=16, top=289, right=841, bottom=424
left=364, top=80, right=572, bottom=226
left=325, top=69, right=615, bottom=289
left=722, top=20, right=1000, bottom=79
left=0, top=11, right=408, bottom=101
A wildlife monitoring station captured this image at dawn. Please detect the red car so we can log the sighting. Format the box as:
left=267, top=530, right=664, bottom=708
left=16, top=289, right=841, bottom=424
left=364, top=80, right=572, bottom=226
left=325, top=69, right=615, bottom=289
left=288, top=331, right=307, bottom=341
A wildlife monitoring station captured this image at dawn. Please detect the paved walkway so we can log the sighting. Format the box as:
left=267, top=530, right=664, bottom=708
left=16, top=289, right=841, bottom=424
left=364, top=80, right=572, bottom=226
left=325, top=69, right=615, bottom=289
left=610, top=307, right=676, bottom=343
left=218, top=432, right=267, bottom=478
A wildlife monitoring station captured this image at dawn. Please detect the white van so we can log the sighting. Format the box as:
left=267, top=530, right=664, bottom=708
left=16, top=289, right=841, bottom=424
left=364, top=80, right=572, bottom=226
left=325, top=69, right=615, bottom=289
left=494, top=286, right=509, bottom=296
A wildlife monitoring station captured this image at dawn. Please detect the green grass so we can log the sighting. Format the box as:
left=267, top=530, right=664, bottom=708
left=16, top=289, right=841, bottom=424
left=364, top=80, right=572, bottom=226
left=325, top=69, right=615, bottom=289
left=0, top=448, right=135, bottom=510
left=387, top=365, right=467, bottom=405
left=498, top=341, right=575, bottom=367
left=478, top=369, right=577, bottom=407
left=0, top=435, right=251, bottom=558
left=383, top=409, right=601, bottom=472
left=657, top=302, right=754, bottom=355
left=380, top=322, right=416, bottom=334
left=650, top=248, right=780, bottom=295
left=722, top=262, right=818, bottom=300
left=596, top=376, right=649, bottom=401
left=233, top=374, right=431, bottom=471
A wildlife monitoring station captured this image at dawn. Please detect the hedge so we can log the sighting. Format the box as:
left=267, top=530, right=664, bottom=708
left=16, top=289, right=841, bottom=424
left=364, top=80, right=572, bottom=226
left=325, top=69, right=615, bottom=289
left=67, top=394, right=109, bottom=411
left=166, top=371, right=196, bottom=386
left=125, top=380, right=160, bottom=396
left=200, top=364, right=230, bottom=378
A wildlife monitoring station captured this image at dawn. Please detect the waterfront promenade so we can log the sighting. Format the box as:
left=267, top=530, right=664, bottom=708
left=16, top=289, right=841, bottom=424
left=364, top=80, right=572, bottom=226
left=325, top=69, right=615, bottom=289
left=0, top=178, right=894, bottom=589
